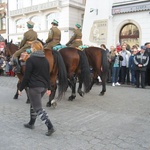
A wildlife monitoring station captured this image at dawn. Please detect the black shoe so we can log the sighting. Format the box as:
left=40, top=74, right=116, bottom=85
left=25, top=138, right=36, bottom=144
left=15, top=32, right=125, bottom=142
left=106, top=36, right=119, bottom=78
left=45, top=128, right=55, bottom=136
left=135, top=86, right=139, bottom=88
left=24, top=123, right=35, bottom=129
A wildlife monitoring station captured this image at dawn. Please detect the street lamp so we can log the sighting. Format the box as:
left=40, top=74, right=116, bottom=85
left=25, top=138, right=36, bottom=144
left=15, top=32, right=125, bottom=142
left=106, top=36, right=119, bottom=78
left=90, top=8, right=98, bottom=15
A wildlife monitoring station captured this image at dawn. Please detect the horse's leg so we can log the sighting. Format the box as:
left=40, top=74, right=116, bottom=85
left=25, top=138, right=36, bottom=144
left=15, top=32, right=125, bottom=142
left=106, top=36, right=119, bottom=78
left=77, top=77, right=84, bottom=97
left=89, top=75, right=99, bottom=90
left=13, top=89, right=19, bottom=99
left=99, top=73, right=107, bottom=96
left=13, top=81, right=20, bottom=99
left=25, top=87, right=30, bottom=104
left=68, top=76, right=76, bottom=101
left=46, top=84, right=57, bottom=108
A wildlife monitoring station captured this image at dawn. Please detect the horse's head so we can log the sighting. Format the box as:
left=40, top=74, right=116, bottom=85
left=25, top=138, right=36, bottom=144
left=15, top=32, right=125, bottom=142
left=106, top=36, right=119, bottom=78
left=4, top=39, right=19, bottom=59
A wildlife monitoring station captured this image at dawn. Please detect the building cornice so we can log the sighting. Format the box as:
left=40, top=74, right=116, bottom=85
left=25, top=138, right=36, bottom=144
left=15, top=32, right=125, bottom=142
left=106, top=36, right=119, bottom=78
left=112, top=1, right=150, bottom=15
left=9, top=1, right=59, bottom=17
left=113, top=0, right=150, bottom=6
left=9, top=0, right=85, bottom=18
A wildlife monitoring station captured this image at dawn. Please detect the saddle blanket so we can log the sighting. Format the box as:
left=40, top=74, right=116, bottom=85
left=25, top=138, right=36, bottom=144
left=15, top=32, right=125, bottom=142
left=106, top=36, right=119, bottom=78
left=53, top=45, right=66, bottom=51
left=78, top=45, right=89, bottom=50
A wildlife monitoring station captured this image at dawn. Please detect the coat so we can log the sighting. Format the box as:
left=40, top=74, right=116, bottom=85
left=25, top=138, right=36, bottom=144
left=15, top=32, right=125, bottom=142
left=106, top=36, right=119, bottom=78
left=134, top=51, right=149, bottom=71
left=111, top=54, right=123, bottom=67
left=13, top=29, right=37, bottom=58
left=45, top=26, right=61, bottom=49
left=119, top=50, right=131, bottom=67
left=66, top=29, right=83, bottom=48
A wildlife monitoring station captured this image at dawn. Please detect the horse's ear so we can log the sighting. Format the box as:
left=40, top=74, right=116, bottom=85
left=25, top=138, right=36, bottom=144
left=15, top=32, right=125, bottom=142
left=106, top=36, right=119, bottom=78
left=10, top=39, right=13, bottom=43
left=5, top=39, right=7, bottom=45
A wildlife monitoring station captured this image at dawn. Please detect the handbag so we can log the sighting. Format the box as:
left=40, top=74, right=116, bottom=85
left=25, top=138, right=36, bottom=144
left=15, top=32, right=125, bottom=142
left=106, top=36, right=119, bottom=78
left=19, top=52, right=30, bottom=62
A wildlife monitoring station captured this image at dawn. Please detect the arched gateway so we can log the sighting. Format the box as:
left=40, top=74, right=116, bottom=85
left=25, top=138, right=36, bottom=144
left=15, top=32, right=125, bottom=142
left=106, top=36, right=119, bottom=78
left=119, top=23, right=139, bottom=49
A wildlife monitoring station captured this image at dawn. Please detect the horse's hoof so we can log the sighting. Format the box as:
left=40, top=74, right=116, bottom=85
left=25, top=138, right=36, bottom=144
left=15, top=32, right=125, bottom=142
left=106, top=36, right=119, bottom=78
left=99, top=92, right=105, bottom=96
left=26, top=100, right=30, bottom=104
left=46, top=102, right=51, bottom=107
left=13, top=95, right=18, bottom=99
left=68, top=95, right=76, bottom=101
left=79, top=92, right=84, bottom=97
left=51, top=100, right=57, bottom=108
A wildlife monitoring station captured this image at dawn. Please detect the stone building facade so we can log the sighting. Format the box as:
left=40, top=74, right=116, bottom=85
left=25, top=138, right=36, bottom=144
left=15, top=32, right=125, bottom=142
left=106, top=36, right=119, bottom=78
left=2, top=0, right=86, bottom=44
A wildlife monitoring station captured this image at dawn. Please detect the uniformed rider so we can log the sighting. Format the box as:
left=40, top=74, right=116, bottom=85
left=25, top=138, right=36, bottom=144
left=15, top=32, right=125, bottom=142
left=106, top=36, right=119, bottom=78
left=45, top=19, right=61, bottom=50
left=13, top=20, right=37, bottom=73
left=66, top=23, right=83, bottom=48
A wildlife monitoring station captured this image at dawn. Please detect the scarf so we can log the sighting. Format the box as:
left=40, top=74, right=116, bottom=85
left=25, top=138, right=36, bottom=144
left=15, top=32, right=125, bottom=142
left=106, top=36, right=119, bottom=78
left=30, top=50, right=45, bottom=57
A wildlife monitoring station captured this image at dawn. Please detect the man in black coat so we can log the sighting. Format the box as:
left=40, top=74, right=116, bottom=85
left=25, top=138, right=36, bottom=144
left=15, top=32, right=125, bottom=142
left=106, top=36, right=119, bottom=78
left=145, top=42, right=150, bottom=85
left=134, top=46, right=149, bottom=88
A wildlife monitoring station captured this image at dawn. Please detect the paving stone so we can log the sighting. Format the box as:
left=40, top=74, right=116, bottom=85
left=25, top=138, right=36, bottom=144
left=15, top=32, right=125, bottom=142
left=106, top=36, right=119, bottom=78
left=0, top=76, right=150, bottom=150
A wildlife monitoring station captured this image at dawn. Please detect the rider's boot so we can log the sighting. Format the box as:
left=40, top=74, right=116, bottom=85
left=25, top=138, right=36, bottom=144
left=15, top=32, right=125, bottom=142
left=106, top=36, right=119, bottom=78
left=14, top=57, right=21, bottom=73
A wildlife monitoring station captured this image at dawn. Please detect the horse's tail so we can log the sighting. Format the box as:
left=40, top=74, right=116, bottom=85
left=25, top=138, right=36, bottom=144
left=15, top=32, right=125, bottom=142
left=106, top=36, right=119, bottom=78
left=101, top=50, right=109, bottom=74
left=52, top=50, right=68, bottom=100
left=78, top=50, right=91, bottom=93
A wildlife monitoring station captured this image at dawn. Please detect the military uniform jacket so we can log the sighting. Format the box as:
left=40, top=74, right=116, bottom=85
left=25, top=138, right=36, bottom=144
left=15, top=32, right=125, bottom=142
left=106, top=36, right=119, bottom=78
left=134, top=51, right=149, bottom=71
left=66, top=29, right=83, bottom=48
left=20, top=29, right=37, bottom=49
left=45, top=27, right=61, bottom=49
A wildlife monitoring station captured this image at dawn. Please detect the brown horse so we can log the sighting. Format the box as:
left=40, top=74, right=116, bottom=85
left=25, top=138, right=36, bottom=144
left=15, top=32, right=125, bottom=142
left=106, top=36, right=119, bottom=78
left=59, top=46, right=108, bottom=97
left=84, top=46, right=109, bottom=95
left=4, top=40, right=68, bottom=107
left=59, top=47, right=91, bottom=101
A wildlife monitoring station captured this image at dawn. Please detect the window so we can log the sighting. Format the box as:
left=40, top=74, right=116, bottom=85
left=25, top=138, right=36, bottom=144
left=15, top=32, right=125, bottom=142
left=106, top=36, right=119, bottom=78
left=31, top=16, right=41, bottom=31
left=81, top=14, right=84, bottom=29
left=120, top=23, right=139, bottom=48
left=16, top=19, right=26, bottom=33
left=0, top=13, right=6, bottom=30
left=31, top=0, right=48, bottom=5
left=46, top=12, right=59, bottom=29
left=17, top=0, right=23, bottom=9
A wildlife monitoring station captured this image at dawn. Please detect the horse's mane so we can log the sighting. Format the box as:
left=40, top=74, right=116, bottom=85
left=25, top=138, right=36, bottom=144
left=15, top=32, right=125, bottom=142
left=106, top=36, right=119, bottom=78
left=37, top=38, right=45, bottom=46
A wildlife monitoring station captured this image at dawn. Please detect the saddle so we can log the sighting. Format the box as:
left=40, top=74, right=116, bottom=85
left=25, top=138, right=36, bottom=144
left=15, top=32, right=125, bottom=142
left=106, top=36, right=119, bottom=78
left=19, top=48, right=32, bottom=62
left=77, top=45, right=89, bottom=51
left=53, top=44, right=66, bottom=51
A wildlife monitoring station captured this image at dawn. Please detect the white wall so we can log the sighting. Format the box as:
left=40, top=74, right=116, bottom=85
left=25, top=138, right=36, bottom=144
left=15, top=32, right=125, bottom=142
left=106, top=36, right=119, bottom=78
left=82, top=0, right=150, bottom=48
left=82, top=0, right=113, bottom=47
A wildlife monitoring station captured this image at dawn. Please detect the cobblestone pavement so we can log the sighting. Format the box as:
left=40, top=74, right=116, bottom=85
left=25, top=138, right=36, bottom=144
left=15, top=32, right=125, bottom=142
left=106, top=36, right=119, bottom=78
left=0, top=76, right=150, bottom=150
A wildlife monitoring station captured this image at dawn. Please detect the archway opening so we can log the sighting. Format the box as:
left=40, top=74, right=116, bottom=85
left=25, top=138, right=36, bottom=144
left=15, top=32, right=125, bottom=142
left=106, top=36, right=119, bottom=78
left=120, top=23, right=139, bottom=49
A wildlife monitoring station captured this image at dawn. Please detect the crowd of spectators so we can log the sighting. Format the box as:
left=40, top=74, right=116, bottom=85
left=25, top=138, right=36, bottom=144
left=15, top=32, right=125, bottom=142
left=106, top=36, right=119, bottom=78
left=0, top=51, right=15, bottom=77
left=101, top=42, right=150, bottom=89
